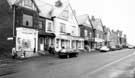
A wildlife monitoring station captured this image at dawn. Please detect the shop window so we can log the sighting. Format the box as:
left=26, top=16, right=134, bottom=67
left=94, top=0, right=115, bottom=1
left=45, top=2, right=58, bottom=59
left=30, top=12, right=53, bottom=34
left=72, top=41, right=76, bottom=49
left=78, top=41, right=81, bottom=48
left=23, top=14, right=33, bottom=27
left=61, top=40, right=65, bottom=48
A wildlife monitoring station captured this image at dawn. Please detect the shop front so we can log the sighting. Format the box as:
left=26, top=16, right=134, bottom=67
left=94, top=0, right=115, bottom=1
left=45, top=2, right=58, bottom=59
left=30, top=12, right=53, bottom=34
left=55, top=34, right=84, bottom=52
left=55, top=35, right=71, bottom=52
left=94, top=38, right=104, bottom=49
left=38, top=32, right=55, bottom=52
left=16, top=27, right=38, bottom=58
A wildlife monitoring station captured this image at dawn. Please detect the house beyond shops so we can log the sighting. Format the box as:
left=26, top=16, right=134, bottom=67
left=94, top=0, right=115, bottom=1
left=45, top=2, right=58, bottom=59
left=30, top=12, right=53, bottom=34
left=91, top=16, right=104, bottom=49
left=77, top=14, right=95, bottom=51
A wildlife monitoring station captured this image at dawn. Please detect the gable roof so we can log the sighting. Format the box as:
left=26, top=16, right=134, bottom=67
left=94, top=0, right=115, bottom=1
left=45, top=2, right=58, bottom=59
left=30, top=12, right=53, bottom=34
left=51, top=0, right=69, bottom=17
left=37, top=2, right=53, bottom=18
left=77, top=14, right=88, bottom=25
left=91, top=18, right=104, bottom=31
left=77, top=14, right=93, bottom=28
left=36, top=0, right=69, bottom=19
left=7, top=0, right=40, bottom=12
left=51, top=1, right=79, bottom=25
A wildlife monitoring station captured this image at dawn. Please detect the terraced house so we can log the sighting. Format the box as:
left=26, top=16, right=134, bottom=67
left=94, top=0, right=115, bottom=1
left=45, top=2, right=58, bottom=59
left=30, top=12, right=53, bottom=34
left=0, top=0, right=42, bottom=57
left=91, top=16, right=104, bottom=49
left=77, top=14, right=95, bottom=52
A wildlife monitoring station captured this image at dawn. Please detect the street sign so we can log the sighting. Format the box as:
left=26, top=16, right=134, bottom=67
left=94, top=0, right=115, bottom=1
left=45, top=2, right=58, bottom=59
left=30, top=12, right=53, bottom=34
left=7, top=37, right=13, bottom=40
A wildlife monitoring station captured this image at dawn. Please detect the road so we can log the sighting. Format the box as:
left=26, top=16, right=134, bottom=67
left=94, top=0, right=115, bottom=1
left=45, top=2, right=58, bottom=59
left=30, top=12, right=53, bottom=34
left=0, top=49, right=135, bottom=78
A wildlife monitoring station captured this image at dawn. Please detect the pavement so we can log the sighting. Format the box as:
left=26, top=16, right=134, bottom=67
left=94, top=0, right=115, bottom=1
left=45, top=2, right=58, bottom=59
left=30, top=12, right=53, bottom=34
left=0, top=49, right=135, bottom=78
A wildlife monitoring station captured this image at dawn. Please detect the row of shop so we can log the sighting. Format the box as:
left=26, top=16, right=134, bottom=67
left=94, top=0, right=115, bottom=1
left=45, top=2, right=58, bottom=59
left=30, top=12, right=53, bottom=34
left=15, top=27, right=84, bottom=57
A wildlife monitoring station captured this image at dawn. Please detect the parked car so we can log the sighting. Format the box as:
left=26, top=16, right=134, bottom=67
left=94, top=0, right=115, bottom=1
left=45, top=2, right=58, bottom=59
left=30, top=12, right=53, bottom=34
left=99, top=46, right=110, bottom=52
left=128, top=45, right=134, bottom=49
left=57, top=48, right=79, bottom=58
left=109, top=46, right=117, bottom=51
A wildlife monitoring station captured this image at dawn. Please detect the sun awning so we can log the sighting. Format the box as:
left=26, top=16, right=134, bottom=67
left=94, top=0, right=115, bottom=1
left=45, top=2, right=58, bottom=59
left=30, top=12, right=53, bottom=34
left=95, top=38, right=104, bottom=42
left=38, top=32, right=55, bottom=38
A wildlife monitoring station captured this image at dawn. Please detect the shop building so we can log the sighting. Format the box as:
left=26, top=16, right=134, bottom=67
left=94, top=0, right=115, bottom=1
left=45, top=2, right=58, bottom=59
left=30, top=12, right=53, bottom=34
left=38, top=15, right=55, bottom=52
left=0, top=0, right=40, bottom=57
left=52, top=0, right=84, bottom=51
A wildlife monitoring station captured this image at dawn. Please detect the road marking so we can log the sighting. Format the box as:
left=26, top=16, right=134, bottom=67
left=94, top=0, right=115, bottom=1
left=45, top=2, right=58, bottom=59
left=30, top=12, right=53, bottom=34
left=87, top=51, right=135, bottom=76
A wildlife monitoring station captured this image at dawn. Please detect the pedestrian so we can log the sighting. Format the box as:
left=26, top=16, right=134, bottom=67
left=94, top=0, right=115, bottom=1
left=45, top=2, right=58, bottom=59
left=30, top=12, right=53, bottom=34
left=20, top=48, right=26, bottom=58
left=33, top=48, right=36, bottom=53
left=48, top=44, right=55, bottom=55
left=12, top=47, right=17, bottom=59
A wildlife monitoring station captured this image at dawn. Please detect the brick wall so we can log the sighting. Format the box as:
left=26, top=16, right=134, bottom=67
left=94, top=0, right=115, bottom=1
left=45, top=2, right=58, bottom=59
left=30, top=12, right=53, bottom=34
left=0, top=0, right=14, bottom=56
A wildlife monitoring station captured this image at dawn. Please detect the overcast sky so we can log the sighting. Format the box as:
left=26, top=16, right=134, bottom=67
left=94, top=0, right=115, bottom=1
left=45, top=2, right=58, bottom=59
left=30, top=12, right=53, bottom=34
left=37, top=0, right=135, bottom=45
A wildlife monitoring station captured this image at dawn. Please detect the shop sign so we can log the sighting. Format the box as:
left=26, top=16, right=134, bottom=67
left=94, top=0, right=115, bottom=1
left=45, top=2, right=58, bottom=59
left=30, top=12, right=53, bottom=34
left=7, top=37, right=13, bottom=40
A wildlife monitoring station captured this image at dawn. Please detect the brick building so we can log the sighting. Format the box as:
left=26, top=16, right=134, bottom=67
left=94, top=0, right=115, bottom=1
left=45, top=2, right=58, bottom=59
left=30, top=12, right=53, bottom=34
left=77, top=14, right=95, bottom=51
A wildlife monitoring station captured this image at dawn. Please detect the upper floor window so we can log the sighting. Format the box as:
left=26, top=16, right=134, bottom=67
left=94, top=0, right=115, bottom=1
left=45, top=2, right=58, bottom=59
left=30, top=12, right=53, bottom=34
left=47, top=22, right=52, bottom=31
left=84, top=30, right=88, bottom=37
left=24, top=0, right=32, bottom=8
left=23, top=14, right=33, bottom=27
left=60, top=23, right=66, bottom=33
left=72, top=26, right=76, bottom=35
left=46, top=20, right=53, bottom=32
left=97, top=33, right=99, bottom=38
left=62, top=10, right=69, bottom=19
left=39, top=21, right=43, bottom=29
left=89, top=32, right=92, bottom=38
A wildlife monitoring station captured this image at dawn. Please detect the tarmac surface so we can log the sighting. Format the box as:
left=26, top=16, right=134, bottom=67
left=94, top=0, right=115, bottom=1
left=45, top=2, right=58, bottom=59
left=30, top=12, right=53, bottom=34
left=0, top=49, right=135, bottom=78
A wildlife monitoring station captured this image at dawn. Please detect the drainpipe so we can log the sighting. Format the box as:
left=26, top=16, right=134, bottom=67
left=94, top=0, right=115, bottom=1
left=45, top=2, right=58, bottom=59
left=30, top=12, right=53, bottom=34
left=11, top=5, right=16, bottom=49
left=12, top=5, right=15, bottom=38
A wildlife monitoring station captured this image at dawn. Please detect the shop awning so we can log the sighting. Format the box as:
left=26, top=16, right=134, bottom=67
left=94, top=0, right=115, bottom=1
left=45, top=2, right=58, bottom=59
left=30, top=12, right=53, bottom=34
left=95, top=38, right=104, bottom=42
left=38, top=32, right=56, bottom=38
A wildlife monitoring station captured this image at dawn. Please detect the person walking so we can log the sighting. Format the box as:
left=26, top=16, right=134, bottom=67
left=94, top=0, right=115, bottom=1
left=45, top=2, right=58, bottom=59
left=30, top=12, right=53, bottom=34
left=48, top=44, right=55, bottom=55
left=12, top=47, right=17, bottom=59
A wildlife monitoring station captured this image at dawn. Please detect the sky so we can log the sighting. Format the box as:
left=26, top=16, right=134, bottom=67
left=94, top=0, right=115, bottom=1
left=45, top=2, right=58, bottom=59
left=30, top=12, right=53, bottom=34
left=37, top=0, right=135, bottom=45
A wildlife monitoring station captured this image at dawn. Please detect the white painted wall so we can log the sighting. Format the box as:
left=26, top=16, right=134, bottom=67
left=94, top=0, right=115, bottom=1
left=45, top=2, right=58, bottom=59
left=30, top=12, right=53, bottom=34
left=54, top=18, right=79, bottom=37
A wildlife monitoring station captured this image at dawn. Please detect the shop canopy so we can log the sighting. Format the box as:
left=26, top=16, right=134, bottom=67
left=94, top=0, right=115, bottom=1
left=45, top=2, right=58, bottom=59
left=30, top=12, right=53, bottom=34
left=38, top=32, right=56, bottom=38
left=95, top=38, right=104, bottom=43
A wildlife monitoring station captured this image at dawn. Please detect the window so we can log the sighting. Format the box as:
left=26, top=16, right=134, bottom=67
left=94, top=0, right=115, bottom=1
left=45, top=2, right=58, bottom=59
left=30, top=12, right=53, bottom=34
left=84, top=30, right=88, bottom=37
left=47, top=22, right=52, bottom=31
left=39, top=21, right=43, bottom=29
left=97, top=33, right=100, bottom=38
left=24, top=0, right=32, bottom=8
left=72, top=26, right=76, bottom=35
left=60, top=23, right=66, bottom=33
left=62, top=10, right=69, bottom=19
left=23, top=14, right=33, bottom=27
left=46, top=20, right=53, bottom=32
left=26, top=21, right=29, bottom=26
left=89, top=32, right=92, bottom=38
